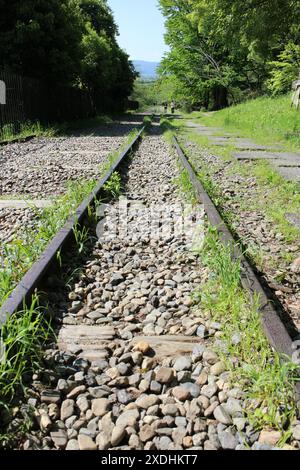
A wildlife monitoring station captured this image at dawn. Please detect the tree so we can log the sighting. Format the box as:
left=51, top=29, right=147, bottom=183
left=79, top=0, right=136, bottom=111
left=158, top=0, right=300, bottom=110
left=0, top=0, right=136, bottom=111
left=0, top=0, right=84, bottom=85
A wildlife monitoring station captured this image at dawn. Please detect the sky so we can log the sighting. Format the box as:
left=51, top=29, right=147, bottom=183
left=107, top=0, right=168, bottom=62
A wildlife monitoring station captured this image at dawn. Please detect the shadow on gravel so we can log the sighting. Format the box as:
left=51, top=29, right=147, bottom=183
left=61, top=113, right=146, bottom=138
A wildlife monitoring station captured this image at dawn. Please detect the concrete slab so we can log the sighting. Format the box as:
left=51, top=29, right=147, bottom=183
left=0, top=199, right=53, bottom=209
left=58, top=325, right=115, bottom=361
left=234, top=152, right=281, bottom=160
left=286, top=213, right=300, bottom=230
left=234, top=151, right=300, bottom=162
left=130, top=335, right=201, bottom=359
left=210, top=137, right=281, bottom=151
left=276, top=167, right=300, bottom=181
left=272, top=160, right=300, bottom=168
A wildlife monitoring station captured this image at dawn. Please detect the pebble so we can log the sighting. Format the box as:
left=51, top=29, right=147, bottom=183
left=91, top=399, right=111, bottom=417
left=78, top=434, right=97, bottom=451
left=201, top=383, right=218, bottom=399
left=172, top=386, right=191, bottom=401
left=213, top=405, right=232, bottom=425
left=136, top=395, right=160, bottom=409
left=292, top=425, right=300, bottom=441
left=60, top=400, right=75, bottom=421
left=156, top=367, right=175, bottom=384
left=174, top=356, right=192, bottom=372
left=258, top=430, right=281, bottom=446
left=111, top=426, right=126, bottom=446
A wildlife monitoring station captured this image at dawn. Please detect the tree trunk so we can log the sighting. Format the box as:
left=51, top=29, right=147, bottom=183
left=211, top=85, right=228, bottom=110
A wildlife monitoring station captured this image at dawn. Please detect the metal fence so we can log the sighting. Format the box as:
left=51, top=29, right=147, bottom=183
left=0, top=69, right=95, bottom=135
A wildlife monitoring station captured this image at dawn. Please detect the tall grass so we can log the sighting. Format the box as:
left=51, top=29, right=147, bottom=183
left=0, top=296, right=52, bottom=406
left=197, top=94, right=300, bottom=152
left=0, top=121, right=56, bottom=143
left=198, top=227, right=299, bottom=438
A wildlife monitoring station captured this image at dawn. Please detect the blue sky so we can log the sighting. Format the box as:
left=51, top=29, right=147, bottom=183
left=107, top=0, right=168, bottom=62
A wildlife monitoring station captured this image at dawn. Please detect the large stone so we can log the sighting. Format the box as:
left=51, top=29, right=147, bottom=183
left=66, top=439, right=79, bottom=451
left=201, top=383, right=218, bottom=398
left=116, top=409, right=139, bottom=429
left=41, top=391, right=61, bottom=405
left=224, top=398, right=243, bottom=417
left=210, top=362, right=226, bottom=376
left=78, top=434, right=97, bottom=451
left=291, top=257, right=300, bottom=274
left=156, top=367, right=175, bottom=384
left=181, top=382, right=200, bottom=398
left=174, top=356, right=192, bottom=372
left=50, top=430, right=68, bottom=449
left=192, top=345, right=206, bottom=362
left=172, top=427, right=187, bottom=446
left=258, top=430, right=281, bottom=446
left=96, top=432, right=111, bottom=450
left=218, top=429, right=238, bottom=450
left=161, top=404, right=179, bottom=416
left=91, top=399, right=111, bottom=417
left=133, top=341, right=151, bottom=354
left=136, top=394, right=160, bottom=409
left=111, top=426, right=126, bottom=446
left=292, top=425, right=300, bottom=441
left=203, top=350, right=219, bottom=365
left=172, top=386, right=191, bottom=401
left=77, top=396, right=89, bottom=413
left=61, top=399, right=75, bottom=421
left=140, top=424, right=156, bottom=442
left=213, top=405, right=232, bottom=425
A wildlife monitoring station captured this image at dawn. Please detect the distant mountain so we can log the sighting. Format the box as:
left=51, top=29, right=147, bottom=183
left=133, top=60, right=160, bottom=80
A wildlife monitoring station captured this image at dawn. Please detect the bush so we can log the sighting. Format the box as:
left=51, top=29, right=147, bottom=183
left=268, top=43, right=300, bottom=95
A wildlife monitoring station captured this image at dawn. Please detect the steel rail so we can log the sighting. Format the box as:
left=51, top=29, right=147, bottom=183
left=172, top=135, right=300, bottom=400
left=0, top=125, right=145, bottom=326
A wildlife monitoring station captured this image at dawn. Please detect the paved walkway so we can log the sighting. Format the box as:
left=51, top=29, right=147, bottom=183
left=186, top=121, right=300, bottom=183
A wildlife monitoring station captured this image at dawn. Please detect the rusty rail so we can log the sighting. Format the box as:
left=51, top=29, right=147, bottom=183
left=172, top=135, right=300, bottom=399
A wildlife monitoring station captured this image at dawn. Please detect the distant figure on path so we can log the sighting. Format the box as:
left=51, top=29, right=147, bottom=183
left=164, top=102, right=168, bottom=113
left=292, top=79, right=300, bottom=110
left=170, top=101, right=175, bottom=114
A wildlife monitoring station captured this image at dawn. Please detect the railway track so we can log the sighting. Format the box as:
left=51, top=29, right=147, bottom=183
left=0, top=119, right=300, bottom=451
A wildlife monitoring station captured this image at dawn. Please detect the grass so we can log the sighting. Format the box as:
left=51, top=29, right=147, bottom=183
left=198, top=227, right=299, bottom=438
left=162, top=118, right=300, bottom=442
left=0, top=121, right=56, bottom=143
left=0, top=114, right=114, bottom=143
left=191, top=94, right=300, bottom=153
left=0, top=296, right=52, bottom=406
left=103, top=172, right=122, bottom=199
left=169, top=114, right=300, bottom=246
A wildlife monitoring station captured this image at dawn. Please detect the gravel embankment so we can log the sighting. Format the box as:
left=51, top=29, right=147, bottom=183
left=182, top=139, right=300, bottom=333
left=0, top=118, right=142, bottom=250
left=10, top=127, right=300, bottom=451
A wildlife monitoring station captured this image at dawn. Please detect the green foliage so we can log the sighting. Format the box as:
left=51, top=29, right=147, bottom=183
left=0, top=296, right=52, bottom=406
left=131, top=78, right=177, bottom=111
left=198, top=227, right=298, bottom=434
left=103, top=172, right=122, bottom=199
left=268, top=43, right=300, bottom=95
left=200, top=94, right=300, bottom=151
left=0, top=121, right=56, bottom=142
left=0, top=0, right=136, bottom=112
left=158, top=0, right=300, bottom=110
